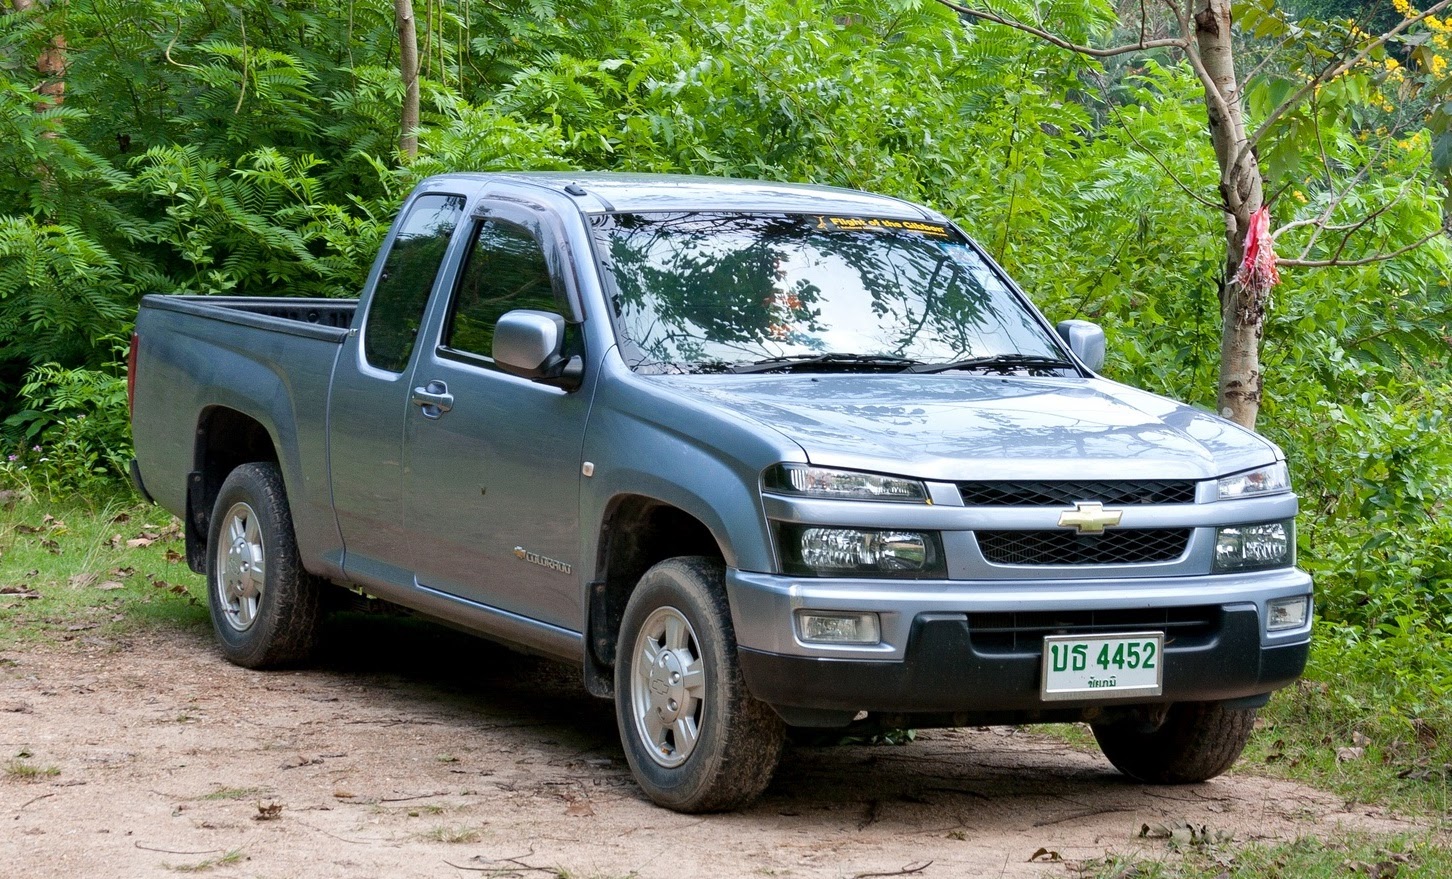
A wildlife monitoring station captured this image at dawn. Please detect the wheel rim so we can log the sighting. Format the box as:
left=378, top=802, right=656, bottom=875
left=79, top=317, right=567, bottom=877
left=216, top=502, right=265, bottom=633
left=629, top=605, right=707, bottom=769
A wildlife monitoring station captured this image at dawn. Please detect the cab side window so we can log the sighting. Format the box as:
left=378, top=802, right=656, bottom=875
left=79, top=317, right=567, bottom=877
left=364, top=194, right=466, bottom=373
left=443, top=219, right=567, bottom=361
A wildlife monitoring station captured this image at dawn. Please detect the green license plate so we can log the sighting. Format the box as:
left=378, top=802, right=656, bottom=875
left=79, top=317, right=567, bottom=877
left=1040, top=632, right=1163, bottom=701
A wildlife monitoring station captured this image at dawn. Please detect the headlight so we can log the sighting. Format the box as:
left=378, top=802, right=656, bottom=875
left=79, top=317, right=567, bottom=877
left=1217, top=462, right=1290, bottom=500
left=764, top=464, right=927, bottom=502
left=778, top=524, right=945, bottom=578
left=1214, top=520, right=1293, bottom=571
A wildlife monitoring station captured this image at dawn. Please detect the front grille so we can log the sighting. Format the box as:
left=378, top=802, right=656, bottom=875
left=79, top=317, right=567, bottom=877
left=966, top=606, right=1218, bottom=655
left=959, top=480, right=1197, bottom=507
left=976, top=528, right=1190, bottom=565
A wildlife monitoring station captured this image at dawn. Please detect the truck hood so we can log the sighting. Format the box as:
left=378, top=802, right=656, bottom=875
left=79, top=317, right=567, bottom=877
left=648, top=375, right=1279, bottom=482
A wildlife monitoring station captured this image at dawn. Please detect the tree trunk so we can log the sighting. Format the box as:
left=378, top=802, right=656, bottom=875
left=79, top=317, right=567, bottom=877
left=1193, top=0, right=1265, bottom=429
left=9, top=0, right=67, bottom=126
left=395, top=0, right=420, bottom=160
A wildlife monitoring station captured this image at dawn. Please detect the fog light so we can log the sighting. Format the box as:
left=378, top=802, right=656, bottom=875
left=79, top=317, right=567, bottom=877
left=1267, top=596, right=1310, bottom=631
left=1214, top=521, right=1293, bottom=571
left=797, top=611, right=881, bottom=645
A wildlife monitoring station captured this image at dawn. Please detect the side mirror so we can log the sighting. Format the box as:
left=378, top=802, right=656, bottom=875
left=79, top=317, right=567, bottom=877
left=1056, top=319, right=1105, bottom=373
left=493, top=310, right=583, bottom=390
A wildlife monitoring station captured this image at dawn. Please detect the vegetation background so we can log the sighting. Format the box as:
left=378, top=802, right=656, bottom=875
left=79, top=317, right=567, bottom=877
left=1, top=0, right=1451, bottom=824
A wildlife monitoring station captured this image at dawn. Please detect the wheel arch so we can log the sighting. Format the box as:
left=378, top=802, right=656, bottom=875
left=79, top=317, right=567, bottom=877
left=582, top=494, right=725, bottom=698
left=184, top=406, right=281, bottom=573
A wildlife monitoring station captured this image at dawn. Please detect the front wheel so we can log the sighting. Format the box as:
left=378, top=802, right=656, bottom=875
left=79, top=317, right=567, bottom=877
left=614, top=557, right=785, bottom=812
left=1092, top=700, right=1258, bottom=784
left=206, top=462, right=324, bottom=669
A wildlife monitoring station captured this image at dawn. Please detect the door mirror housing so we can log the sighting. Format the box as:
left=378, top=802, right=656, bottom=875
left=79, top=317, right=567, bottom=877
left=1056, top=319, right=1105, bottom=373
left=493, top=310, right=583, bottom=389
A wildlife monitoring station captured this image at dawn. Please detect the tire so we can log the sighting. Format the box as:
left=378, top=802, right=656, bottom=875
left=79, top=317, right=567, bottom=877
left=1092, top=700, right=1258, bottom=784
left=614, top=557, right=786, bottom=812
left=206, top=462, right=324, bottom=669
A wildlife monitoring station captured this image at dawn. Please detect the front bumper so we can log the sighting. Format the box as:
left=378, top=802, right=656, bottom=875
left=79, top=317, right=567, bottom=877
left=726, top=567, right=1311, bottom=720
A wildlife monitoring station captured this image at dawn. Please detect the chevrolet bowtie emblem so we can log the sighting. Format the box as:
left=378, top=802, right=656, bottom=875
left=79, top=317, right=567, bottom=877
left=1057, top=501, right=1123, bottom=534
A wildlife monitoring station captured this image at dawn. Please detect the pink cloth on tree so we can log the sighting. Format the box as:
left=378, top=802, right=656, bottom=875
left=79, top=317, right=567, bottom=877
left=1234, top=205, right=1280, bottom=295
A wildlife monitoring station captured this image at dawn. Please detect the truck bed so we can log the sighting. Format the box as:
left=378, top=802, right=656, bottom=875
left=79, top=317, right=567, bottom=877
left=131, top=295, right=358, bottom=581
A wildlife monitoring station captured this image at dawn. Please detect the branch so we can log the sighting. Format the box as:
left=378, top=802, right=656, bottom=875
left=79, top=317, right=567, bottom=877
left=1274, top=188, right=1407, bottom=239
left=1239, top=0, right=1452, bottom=167
left=1164, top=0, right=1239, bottom=170
left=1276, top=224, right=1449, bottom=268
left=1106, top=101, right=1221, bottom=210
left=931, top=0, right=1188, bottom=57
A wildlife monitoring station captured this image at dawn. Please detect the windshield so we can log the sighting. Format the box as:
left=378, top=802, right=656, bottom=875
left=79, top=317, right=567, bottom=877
left=591, top=212, right=1068, bottom=374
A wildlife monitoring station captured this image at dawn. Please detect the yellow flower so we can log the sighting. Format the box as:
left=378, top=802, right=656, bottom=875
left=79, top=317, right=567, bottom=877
left=1293, top=190, right=1307, bottom=203
left=1393, top=0, right=1420, bottom=17
left=1385, top=57, right=1401, bottom=70
left=1432, top=54, right=1450, bottom=78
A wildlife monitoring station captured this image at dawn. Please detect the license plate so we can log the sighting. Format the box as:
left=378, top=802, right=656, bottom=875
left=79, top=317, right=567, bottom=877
left=1041, top=632, right=1163, bottom=701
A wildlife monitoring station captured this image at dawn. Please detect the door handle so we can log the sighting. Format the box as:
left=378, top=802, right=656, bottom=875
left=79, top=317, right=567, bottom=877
left=411, top=380, right=454, bottom=418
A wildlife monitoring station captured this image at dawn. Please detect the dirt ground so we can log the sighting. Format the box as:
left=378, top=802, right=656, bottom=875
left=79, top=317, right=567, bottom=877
left=0, top=619, right=1420, bottom=879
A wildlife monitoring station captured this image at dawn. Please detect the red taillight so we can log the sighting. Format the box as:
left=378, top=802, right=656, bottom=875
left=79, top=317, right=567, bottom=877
left=127, top=330, right=139, bottom=418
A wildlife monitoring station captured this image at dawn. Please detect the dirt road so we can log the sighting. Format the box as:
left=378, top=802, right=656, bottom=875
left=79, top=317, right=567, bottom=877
left=0, top=620, right=1416, bottom=879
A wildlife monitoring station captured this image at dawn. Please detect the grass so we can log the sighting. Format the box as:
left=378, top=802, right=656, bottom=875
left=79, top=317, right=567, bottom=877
left=0, top=491, right=207, bottom=649
left=166, top=849, right=245, bottom=873
left=1081, top=832, right=1452, bottom=878
left=199, top=786, right=266, bottom=801
left=1244, top=674, right=1452, bottom=819
left=5, top=758, right=61, bottom=782
left=420, top=824, right=484, bottom=844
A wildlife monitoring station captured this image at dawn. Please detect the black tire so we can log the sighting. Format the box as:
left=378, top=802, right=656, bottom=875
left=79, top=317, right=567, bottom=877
left=205, top=462, right=324, bottom=669
left=1092, top=701, right=1258, bottom=784
left=614, top=557, right=786, bottom=812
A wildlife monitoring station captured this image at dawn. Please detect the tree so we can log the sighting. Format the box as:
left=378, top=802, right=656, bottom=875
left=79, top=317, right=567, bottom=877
left=396, top=0, right=421, bottom=159
left=932, top=0, right=1451, bottom=428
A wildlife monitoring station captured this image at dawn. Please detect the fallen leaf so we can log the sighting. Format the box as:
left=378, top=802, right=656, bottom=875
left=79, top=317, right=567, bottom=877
left=15, top=524, right=42, bottom=534
left=68, top=574, right=98, bottom=589
left=1352, top=731, right=1372, bottom=748
left=1028, top=847, right=1062, bottom=862
left=107, top=534, right=122, bottom=549
left=254, top=801, right=284, bottom=821
left=96, top=581, right=125, bottom=591
left=111, top=567, right=134, bottom=577
left=564, top=798, right=595, bottom=817
left=40, top=539, right=61, bottom=554
left=1337, top=746, right=1366, bottom=763
left=1, top=586, right=40, bottom=599
left=111, top=512, right=131, bottom=524
left=126, top=537, right=155, bottom=549
left=164, top=549, right=183, bottom=563
left=333, top=791, right=355, bottom=799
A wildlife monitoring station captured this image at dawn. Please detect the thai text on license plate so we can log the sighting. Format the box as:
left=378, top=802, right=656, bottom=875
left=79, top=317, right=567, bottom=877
left=1040, top=632, right=1163, bottom=701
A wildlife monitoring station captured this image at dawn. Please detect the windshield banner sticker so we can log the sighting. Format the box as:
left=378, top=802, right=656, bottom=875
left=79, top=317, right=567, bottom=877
left=814, top=216, right=951, bottom=238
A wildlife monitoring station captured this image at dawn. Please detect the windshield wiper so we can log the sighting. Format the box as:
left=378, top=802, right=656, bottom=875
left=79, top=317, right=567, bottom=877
left=906, top=353, right=1079, bottom=375
left=728, top=352, right=923, bottom=374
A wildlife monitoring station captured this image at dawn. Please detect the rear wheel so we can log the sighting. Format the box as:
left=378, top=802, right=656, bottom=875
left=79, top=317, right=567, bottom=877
left=1092, top=700, right=1258, bottom=783
left=615, top=557, right=785, bottom=812
left=206, top=462, right=324, bottom=669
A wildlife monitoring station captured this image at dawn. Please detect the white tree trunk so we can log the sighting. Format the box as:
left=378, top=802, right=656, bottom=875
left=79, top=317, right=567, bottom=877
left=395, top=0, right=420, bottom=159
left=1193, top=0, right=1265, bottom=428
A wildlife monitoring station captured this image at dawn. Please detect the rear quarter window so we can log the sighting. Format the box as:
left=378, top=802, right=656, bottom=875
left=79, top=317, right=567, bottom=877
left=364, top=194, right=466, bottom=373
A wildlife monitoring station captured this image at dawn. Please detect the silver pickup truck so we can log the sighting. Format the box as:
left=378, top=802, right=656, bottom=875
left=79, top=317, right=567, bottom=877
left=129, top=172, right=1312, bottom=812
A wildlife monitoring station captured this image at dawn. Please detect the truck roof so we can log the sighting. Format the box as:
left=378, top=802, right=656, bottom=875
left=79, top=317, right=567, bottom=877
left=419, top=171, right=944, bottom=221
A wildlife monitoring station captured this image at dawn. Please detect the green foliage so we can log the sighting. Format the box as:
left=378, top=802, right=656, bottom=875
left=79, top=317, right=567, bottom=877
left=2, top=352, right=133, bottom=493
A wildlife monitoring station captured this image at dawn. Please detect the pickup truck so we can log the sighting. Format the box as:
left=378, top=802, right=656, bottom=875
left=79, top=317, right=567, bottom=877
left=129, top=172, right=1312, bottom=812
